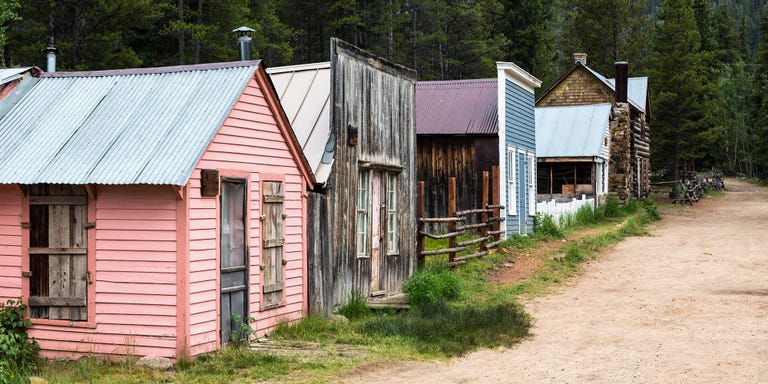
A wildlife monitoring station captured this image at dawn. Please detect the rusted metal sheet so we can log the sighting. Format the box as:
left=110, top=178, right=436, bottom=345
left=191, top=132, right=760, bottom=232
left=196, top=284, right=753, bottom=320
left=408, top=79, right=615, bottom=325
left=416, top=79, right=497, bottom=135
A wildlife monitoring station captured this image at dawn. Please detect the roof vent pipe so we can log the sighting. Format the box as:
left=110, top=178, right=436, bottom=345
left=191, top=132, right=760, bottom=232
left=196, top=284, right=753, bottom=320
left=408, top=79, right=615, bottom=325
left=233, top=26, right=255, bottom=61
left=615, top=61, right=628, bottom=103
left=45, top=36, right=57, bottom=72
left=573, top=52, right=587, bottom=65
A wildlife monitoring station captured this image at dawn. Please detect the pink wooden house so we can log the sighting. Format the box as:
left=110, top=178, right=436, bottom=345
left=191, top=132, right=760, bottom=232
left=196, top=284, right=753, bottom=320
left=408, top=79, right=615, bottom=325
left=0, top=61, right=314, bottom=360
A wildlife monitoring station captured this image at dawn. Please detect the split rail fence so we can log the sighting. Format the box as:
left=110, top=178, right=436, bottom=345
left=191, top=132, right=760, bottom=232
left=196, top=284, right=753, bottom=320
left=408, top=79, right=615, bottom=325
left=417, top=166, right=505, bottom=268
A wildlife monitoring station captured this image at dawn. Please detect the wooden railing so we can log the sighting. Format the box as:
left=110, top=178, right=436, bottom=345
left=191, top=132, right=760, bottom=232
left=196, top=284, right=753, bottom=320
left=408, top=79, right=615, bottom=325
left=417, top=167, right=505, bottom=268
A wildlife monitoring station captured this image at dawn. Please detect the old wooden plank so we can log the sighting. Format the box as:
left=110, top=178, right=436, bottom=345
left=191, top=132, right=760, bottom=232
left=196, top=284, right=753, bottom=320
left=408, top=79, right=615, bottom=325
left=456, top=236, right=491, bottom=247
left=418, top=217, right=463, bottom=223
left=29, top=247, right=87, bottom=255
left=420, top=246, right=466, bottom=256
left=456, top=222, right=488, bottom=231
left=419, top=230, right=464, bottom=240
left=30, top=196, right=87, bottom=205
left=28, top=296, right=86, bottom=307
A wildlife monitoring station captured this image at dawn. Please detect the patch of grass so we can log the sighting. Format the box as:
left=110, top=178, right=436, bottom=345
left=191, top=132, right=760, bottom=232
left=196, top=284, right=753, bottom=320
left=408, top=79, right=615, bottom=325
left=357, top=302, right=530, bottom=356
left=603, top=195, right=621, bottom=217
left=336, top=291, right=371, bottom=320
left=403, top=268, right=462, bottom=307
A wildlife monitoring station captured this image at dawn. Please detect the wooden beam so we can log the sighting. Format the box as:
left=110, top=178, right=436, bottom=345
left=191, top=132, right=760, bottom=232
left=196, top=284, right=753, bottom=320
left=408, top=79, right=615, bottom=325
left=171, top=185, right=184, bottom=200
left=84, top=184, right=97, bottom=200
left=14, top=184, right=28, bottom=197
left=30, top=196, right=87, bottom=205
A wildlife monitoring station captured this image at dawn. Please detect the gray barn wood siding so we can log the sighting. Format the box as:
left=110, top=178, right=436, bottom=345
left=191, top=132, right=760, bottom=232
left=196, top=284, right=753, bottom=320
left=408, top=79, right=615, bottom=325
left=416, top=135, right=498, bottom=228
left=308, top=39, right=416, bottom=314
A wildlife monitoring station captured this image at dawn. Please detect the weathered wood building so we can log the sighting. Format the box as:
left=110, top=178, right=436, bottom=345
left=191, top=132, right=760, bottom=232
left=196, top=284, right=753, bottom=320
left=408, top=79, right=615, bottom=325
left=536, top=55, right=651, bottom=200
left=268, top=39, right=417, bottom=315
left=0, top=61, right=315, bottom=360
left=415, top=79, right=499, bottom=223
left=497, top=62, right=542, bottom=236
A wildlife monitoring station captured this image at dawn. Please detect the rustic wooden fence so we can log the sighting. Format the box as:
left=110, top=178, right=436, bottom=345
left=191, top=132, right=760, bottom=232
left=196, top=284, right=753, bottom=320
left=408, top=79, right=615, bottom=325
left=650, top=172, right=724, bottom=205
left=417, top=166, right=505, bottom=268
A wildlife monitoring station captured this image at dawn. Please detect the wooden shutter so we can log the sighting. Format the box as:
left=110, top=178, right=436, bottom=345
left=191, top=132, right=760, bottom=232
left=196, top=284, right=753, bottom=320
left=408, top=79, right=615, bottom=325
left=262, top=181, right=284, bottom=308
left=29, top=185, right=88, bottom=321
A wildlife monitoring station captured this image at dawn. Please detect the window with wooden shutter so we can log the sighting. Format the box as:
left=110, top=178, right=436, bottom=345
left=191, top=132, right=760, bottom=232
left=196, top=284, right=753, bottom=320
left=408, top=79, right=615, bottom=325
left=262, top=181, right=284, bottom=308
left=28, top=185, right=89, bottom=321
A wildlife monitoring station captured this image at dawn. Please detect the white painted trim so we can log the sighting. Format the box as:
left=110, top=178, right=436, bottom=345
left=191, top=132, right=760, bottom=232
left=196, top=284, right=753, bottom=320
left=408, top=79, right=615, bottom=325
left=507, top=146, right=517, bottom=217
left=497, top=69, right=507, bottom=238
left=528, top=152, right=536, bottom=217
left=496, top=62, right=542, bottom=93
left=266, top=61, right=331, bottom=74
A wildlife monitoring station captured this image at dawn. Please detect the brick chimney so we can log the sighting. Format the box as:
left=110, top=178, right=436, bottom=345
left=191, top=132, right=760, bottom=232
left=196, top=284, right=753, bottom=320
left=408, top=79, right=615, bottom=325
left=573, top=53, right=587, bottom=65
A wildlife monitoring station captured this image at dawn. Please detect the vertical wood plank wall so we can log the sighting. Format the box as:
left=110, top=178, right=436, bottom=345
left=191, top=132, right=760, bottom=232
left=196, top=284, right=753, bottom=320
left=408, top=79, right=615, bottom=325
left=327, top=39, right=417, bottom=309
left=189, top=76, right=306, bottom=355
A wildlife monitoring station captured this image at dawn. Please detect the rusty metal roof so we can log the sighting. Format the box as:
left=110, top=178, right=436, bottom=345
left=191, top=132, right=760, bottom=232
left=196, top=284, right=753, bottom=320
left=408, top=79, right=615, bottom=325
left=267, top=62, right=333, bottom=185
left=416, top=79, right=498, bottom=135
left=0, top=61, right=260, bottom=185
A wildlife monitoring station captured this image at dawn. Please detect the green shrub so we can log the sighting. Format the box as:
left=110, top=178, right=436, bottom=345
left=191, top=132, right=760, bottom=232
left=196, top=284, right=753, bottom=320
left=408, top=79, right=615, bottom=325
left=574, top=204, right=596, bottom=226
left=336, top=291, right=370, bottom=320
left=533, top=213, right=565, bottom=239
left=603, top=195, right=621, bottom=217
left=642, top=199, right=660, bottom=221
left=559, top=212, right=575, bottom=229
left=0, top=299, right=40, bottom=383
left=403, top=268, right=461, bottom=307
left=624, top=198, right=640, bottom=214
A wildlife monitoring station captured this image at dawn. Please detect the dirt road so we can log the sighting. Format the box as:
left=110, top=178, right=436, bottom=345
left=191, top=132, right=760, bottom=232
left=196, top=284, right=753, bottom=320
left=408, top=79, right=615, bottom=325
left=345, top=179, right=768, bottom=383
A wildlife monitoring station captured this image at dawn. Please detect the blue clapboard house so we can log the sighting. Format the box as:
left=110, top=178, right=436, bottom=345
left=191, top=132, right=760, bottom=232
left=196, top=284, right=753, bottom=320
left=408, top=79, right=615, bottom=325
left=496, top=62, right=541, bottom=236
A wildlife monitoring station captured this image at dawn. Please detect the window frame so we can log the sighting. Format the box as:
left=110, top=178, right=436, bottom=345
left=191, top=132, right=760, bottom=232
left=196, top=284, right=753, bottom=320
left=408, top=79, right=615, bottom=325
left=24, top=184, right=97, bottom=328
left=507, top=147, right=517, bottom=216
left=386, top=172, right=398, bottom=255
left=356, top=170, right=370, bottom=257
left=528, top=152, right=536, bottom=216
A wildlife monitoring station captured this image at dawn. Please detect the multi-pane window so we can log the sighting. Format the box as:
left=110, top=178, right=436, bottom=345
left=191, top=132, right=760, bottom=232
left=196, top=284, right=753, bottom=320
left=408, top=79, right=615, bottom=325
left=507, top=147, right=517, bottom=216
left=528, top=152, right=536, bottom=216
left=386, top=173, right=398, bottom=254
left=356, top=171, right=370, bottom=256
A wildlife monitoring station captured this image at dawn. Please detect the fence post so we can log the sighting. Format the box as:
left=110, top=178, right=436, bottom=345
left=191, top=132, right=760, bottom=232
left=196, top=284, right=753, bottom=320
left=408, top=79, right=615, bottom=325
left=417, top=181, right=425, bottom=270
left=491, top=165, right=501, bottom=242
left=448, top=177, right=457, bottom=264
left=481, top=171, right=489, bottom=250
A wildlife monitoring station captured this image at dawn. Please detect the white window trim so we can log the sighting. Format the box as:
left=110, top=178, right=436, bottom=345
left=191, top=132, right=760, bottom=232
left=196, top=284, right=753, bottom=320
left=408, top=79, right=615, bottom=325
left=528, top=152, right=536, bottom=216
left=356, top=170, right=370, bottom=257
left=507, top=146, right=517, bottom=216
left=386, top=173, right=398, bottom=254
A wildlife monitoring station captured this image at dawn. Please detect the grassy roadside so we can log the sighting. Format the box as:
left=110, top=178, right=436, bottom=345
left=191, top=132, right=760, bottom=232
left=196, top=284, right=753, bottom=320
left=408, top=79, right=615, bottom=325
left=27, top=198, right=666, bottom=384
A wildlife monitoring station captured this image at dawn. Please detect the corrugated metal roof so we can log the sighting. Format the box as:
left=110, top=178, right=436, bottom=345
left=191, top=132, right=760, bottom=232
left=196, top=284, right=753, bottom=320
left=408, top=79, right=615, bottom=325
left=608, top=76, right=648, bottom=113
left=536, top=104, right=612, bottom=158
left=0, top=61, right=260, bottom=185
left=267, top=62, right=333, bottom=185
left=582, top=64, right=644, bottom=112
left=416, top=79, right=497, bottom=135
left=0, top=67, right=33, bottom=85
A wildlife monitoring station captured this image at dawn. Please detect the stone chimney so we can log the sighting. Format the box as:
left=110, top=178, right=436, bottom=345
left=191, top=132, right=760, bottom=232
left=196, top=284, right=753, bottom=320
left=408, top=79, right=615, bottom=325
left=233, top=26, right=255, bottom=61
left=573, top=53, right=587, bottom=65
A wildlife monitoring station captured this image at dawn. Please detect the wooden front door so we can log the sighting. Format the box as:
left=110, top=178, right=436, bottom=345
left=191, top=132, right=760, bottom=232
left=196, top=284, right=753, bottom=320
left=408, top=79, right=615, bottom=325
left=220, top=179, right=247, bottom=344
left=369, top=171, right=385, bottom=295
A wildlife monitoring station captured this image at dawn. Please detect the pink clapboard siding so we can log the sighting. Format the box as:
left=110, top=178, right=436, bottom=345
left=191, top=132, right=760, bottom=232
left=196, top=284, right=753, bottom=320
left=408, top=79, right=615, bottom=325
left=188, top=76, right=307, bottom=354
left=0, top=185, right=23, bottom=302
left=28, top=186, right=180, bottom=359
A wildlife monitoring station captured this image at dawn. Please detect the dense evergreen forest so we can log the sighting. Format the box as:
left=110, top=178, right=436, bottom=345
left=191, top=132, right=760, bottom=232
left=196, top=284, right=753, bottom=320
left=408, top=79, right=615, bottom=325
left=0, top=0, right=766, bottom=178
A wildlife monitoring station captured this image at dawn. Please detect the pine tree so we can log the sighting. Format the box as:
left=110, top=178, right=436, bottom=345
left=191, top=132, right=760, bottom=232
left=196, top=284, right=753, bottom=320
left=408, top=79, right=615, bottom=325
left=649, top=0, right=710, bottom=179
left=750, top=5, right=768, bottom=178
